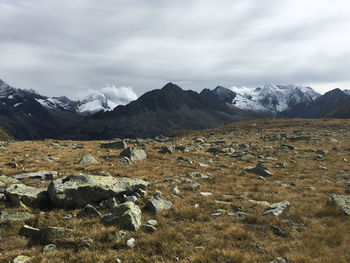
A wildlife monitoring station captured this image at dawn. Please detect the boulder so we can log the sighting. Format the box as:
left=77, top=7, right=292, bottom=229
left=330, top=194, right=350, bottom=215
left=13, top=171, right=58, bottom=181
left=263, top=201, right=290, bottom=216
left=100, top=140, right=127, bottom=149
left=119, top=147, right=147, bottom=161
left=79, top=154, right=98, bottom=165
left=48, top=174, right=149, bottom=208
left=43, top=244, right=58, bottom=254
left=102, top=202, right=142, bottom=231
left=145, top=196, right=173, bottom=214
left=0, top=211, right=33, bottom=222
left=20, top=225, right=40, bottom=238
left=4, top=184, right=50, bottom=208
left=187, top=172, right=211, bottom=180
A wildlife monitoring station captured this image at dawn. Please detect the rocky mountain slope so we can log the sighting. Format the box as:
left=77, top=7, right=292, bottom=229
left=65, top=83, right=265, bottom=140
left=0, top=119, right=350, bottom=262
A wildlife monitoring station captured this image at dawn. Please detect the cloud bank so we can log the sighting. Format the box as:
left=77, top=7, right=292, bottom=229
left=0, top=0, right=349, bottom=97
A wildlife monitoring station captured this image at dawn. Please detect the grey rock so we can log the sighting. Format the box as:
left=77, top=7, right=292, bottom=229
left=0, top=175, right=20, bottom=185
left=100, top=140, right=127, bottom=149
left=48, top=174, right=149, bottom=208
left=102, top=202, right=142, bottom=231
left=126, top=237, right=136, bottom=248
left=271, top=225, right=287, bottom=237
left=228, top=211, right=247, bottom=218
left=159, top=145, right=175, bottom=154
left=119, top=147, right=147, bottom=161
left=12, top=255, right=30, bottom=263
left=330, top=194, right=350, bottom=215
left=263, top=201, right=290, bottom=216
left=249, top=162, right=274, bottom=177
left=43, top=244, right=58, bottom=254
left=4, top=184, right=50, bottom=208
left=179, top=179, right=200, bottom=189
left=13, top=171, right=58, bottom=181
left=276, top=162, right=287, bottom=169
left=123, top=195, right=138, bottom=203
left=0, top=211, right=33, bottom=222
left=270, top=257, right=288, bottom=263
left=79, top=154, right=98, bottom=165
left=145, top=196, right=173, bottom=214
left=20, top=224, right=40, bottom=238
left=147, top=219, right=158, bottom=226
left=187, top=172, right=211, bottom=180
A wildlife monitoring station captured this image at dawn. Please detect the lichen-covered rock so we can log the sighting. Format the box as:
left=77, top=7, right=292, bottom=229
left=0, top=211, right=33, bottom=222
left=43, top=244, right=58, bottom=254
left=263, top=201, right=290, bottom=216
left=100, top=140, right=127, bottom=149
left=12, top=255, right=30, bottom=263
left=145, top=196, right=173, bottom=214
left=102, top=202, right=141, bottom=231
left=119, top=147, right=147, bottom=161
left=4, top=184, right=50, bottom=208
left=330, top=194, right=350, bottom=215
left=79, top=154, right=98, bottom=165
left=48, top=174, right=149, bottom=208
left=0, top=175, right=20, bottom=185
left=38, top=226, right=92, bottom=247
left=13, top=171, right=58, bottom=181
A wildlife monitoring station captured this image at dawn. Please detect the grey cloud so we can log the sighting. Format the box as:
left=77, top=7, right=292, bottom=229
left=0, top=0, right=349, bottom=98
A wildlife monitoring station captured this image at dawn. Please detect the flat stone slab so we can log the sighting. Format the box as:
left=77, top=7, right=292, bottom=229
left=4, top=184, right=49, bottom=208
left=48, top=174, right=149, bottom=208
left=0, top=211, right=33, bottom=222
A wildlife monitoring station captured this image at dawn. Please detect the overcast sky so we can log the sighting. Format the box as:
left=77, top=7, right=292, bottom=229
left=0, top=0, right=349, bottom=99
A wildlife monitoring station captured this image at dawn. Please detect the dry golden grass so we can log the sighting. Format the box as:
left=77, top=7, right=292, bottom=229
left=0, top=118, right=350, bottom=262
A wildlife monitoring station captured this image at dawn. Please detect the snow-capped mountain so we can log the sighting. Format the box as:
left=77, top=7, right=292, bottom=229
left=230, top=84, right=321, bottom=112
left=344, top=89, right=350, bottom=95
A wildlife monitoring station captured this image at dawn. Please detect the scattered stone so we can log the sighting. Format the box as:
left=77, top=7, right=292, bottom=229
left=187, top=172, right=211, bottom=180
left=79, top=154, right=98, bottom=165
left=147, top=219, right=158, bottom=226
left=43, top=244, right=58, bottom=254
left=179, top=179, right=200, bottom=189
left=102, top=202, right=142, bottom=231
left=159, top=145, right=175, bottom=154
left=200, top=192, right=212, bottom=197
left=328, top=138, right=338, bottom=143
left=177, top=156, right=192, bottom=164
left=109, top=230, right=126, bottom=246
left=314, top=155, right=325, bottom=161
left=119, top=147, right=147, bottom=161
left=0, top=211, right=33, bottom=222
left=100, top=140, right=127, bottom=149
left=330, top=194, right=350, bottom=215
left=4, top=184, right=50, bottom=208
left=13, top=171, right=58, bottom=181
left=271, top=226, right=286, bottom=237
left=248, top=200, right=270, bottom=206
left=175, top=145, right=189, bottom=152
left=276, top=162, right=287, bottom=169
left=48, top=174, right=149, bottom=208
left=12, top=255, right=30, bottom=263
left=263, top=201, right=290, bottom=217
left=123, top=195, right=138, bottom=203
left=170, top=186, right=181, bottom=195
left=249, top=162, right=274, bottom=177
left=270, top=257, right=288, bottom=263
left=145, top=196, right=173, bottom=214
left=228, top=211, right=247, bottom=218
left=126, top=237, right=136, bottom=248
left=77, top=204, right=102, bottom=218
left=20, top=225, right=40, bottom=238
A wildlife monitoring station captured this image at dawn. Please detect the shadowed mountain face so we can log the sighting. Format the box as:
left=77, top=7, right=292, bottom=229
left=64, top=83, right=265, bottom=140
left=324, top=97, right=350, bottom=119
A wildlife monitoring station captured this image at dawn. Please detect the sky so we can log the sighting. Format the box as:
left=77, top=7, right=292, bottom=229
left=0, top=0, right=350, bottom=100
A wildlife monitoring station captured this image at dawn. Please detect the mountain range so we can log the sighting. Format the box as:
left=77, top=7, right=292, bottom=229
left=0, top=78, right=349, bottom=140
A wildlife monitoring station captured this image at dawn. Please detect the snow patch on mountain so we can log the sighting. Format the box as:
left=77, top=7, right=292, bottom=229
left=343, top=89, right=350, bottom=95
left=77, top=85, right=138, bottom=114
left=230, top=84, right=321, bottom=112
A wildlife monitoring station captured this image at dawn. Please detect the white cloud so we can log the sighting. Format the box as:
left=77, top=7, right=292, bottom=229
left=101, top=85, right=138, bottom=104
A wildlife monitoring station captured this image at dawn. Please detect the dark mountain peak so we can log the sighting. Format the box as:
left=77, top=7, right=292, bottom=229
left=210, top=85, right=236, bottom=103
left=161, top=82, right=183, bottom=92
left=323, top=88, right=345, bottom=97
